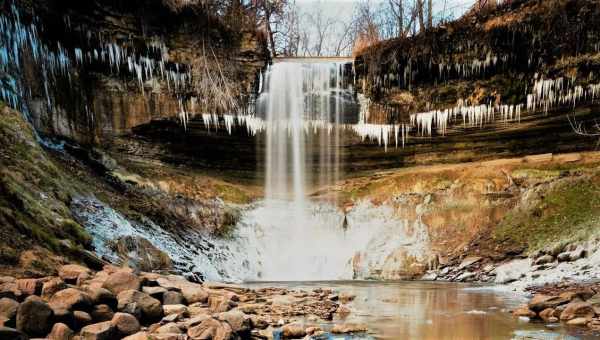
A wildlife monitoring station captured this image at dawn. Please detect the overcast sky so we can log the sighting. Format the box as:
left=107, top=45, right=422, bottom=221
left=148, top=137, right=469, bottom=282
left=295, top=0, right=476, bottom=21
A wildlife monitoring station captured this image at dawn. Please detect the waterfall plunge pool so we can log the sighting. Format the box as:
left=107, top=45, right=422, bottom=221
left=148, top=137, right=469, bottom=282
left=243, top=280, right=589, bottom=340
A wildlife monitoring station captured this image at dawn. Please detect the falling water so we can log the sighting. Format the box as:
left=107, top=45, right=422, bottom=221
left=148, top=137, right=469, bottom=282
left=257, top=61, right=350, bottom=202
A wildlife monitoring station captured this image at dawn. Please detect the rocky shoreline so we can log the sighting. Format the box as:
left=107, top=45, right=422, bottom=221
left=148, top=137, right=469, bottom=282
left=0, top=264, right=366, bottom=340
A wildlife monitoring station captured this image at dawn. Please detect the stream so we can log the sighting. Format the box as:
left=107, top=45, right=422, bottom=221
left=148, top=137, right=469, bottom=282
left=244, top=281, right=593, bottom=340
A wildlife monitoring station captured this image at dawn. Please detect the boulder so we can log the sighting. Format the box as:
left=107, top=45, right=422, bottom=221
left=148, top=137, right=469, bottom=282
left=0, top=282, right=22, bottom=300
left=528, top=294, right=569, bottom=312
left=90, top=304, right=114, bottom=323
left=559, top=302, right=595, bottom=321
left=58, top=265, right=91, bottom=284
left=534, top=255, right=554, bottom=265
left=111, top=312, right=140, bottom=336
left=80, top=321, right=115, bottom=340
left=48, top=322, right=74, bottom=340
left=557, top=252, right=572, bottom=262
left=102, top=271, right=141, bottom=295
left=339, top=292, right=355, bottom=304
left=217, top=310, right=250, bottom=334
left=208, top=296, right=235, bottom=313
left=539, top=308, right=555, bottom=322
left=49, top=288, right=93, bottom=312
left=512, top=305, right=536, bottom=318
left=331, top=323, right=368, bottom=334
left=569, top=246, right=587, bottom=261
left=42, top=278, right=67, bottom=300
left=458, top=256, right=482, bottom=270
left=281, top=323, right=305, bottom=338
left=181, top=286, right=208, bottom=305
left=0, top=326, right=27, bottom=340
left=50, top=306, right=75, bottom=330
left=74, top=311, right=92, bottom=329
left=156, top=323, right=182, bottom=334
left=109, top=236, right=172, bottom=272
left=122, top=331, right=149, bottom=340
left=117, top=290, right=163, bottom=323
left=16, top=295, right=53, bottom=337
left=16, top=279, right=43, bottom=297
left=559, top=289, right=595, bottom=302
left=162, top=291, right=185, bottom=306
left=163, top=305, right=188, bottom=317
left=187, top=317, right=232, bottom=340
left=85, top=287, right=116, bottom=309
left=567, top=317, right=589, bottom=326
left=143, top=287, right=167, bottom=301
left=0, top=298, right=19, bottom=327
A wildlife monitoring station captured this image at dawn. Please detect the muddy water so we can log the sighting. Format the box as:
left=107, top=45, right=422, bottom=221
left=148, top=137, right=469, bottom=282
left=244, top=281, right=595, bottom=340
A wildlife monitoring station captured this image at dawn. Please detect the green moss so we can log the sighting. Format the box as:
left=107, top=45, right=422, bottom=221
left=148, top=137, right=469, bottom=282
left=214, top=183, right=251, bottom=204
left=61, top=219, right=92, bottom=248
left=494, top=177, right=600, bottom=252
left=512, top=169, right=561, bottom=181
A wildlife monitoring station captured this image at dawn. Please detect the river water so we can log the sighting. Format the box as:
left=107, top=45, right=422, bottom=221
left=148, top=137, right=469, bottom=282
left=244, top=281, right=595, bottom=340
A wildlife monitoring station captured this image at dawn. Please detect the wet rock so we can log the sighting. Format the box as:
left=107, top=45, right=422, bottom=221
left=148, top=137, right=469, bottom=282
left=162, top=291, right=185, bottom=306
left=306, top=326, right=321, bottom=335
left=117, top=290, right=163, bottom=323
left=528, top=294, right=569, bottom=312
left=458, top=256, right=482, bottom=270
left=339, top=293, right=355, bottom=304
left=110, top=236, right=172, bottom=272
left=16, top=295, right=53, bottom=337
left=539, top=308, right=555, bottom=322
left=557, top=252, right=572, bottom=262
left=74, top=311, right=92, bottom=329
left=80, top=321, right=115, bottom=340
left=49, top=288, right=93, bottom=312
left=0, top=298, right=19, bottom=327
left=90, top=304, right=114, bottom=322
left=512, top=305, right=536, bottom=318
left=567, top=317, right=589, bottom=326
left=331, top=323, right=368, bottom=334
left=570, top=246, right=587, bottom=261
left=42, top=278, right=67, bottom=300
left=456, top=272, right=476, bottom=282
left=559, top=302, right=595, bottom=321
left=0, top=326, right=27, bottom=340
left=103, top=271, right=141, bottom=295
left=281, top=323, right=305, bottom=338
left=48, top=322, right=74, bottom=340
left=111, top=312, right=140, bottom=336
left=59, top=265, right=91, bottom=284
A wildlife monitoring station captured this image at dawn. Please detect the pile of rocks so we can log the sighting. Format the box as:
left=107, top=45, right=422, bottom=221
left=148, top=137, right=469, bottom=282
left=0, top=264, right=365, bottom=339
left=512, top=285, right=600, bottom=330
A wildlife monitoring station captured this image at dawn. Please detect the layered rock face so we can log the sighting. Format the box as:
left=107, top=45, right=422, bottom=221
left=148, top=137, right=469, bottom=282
left=351, top=0, right=600, bottom=169
left=1, top=0, right=267, bottom=146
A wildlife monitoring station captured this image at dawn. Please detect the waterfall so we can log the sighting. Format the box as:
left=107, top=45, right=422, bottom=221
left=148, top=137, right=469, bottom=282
left=258, top=61, right=349, bottom=202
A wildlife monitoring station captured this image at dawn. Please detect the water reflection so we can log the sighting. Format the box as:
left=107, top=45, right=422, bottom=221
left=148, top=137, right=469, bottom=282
left=244, top=281, right=596, bottom=340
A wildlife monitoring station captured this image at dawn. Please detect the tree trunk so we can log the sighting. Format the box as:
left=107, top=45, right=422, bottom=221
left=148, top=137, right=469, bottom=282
left=398, top=0, right=404, bottom=37
left=427, top=0, right=433, bottom=28
left=417, top=0, right=425, bottom=32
